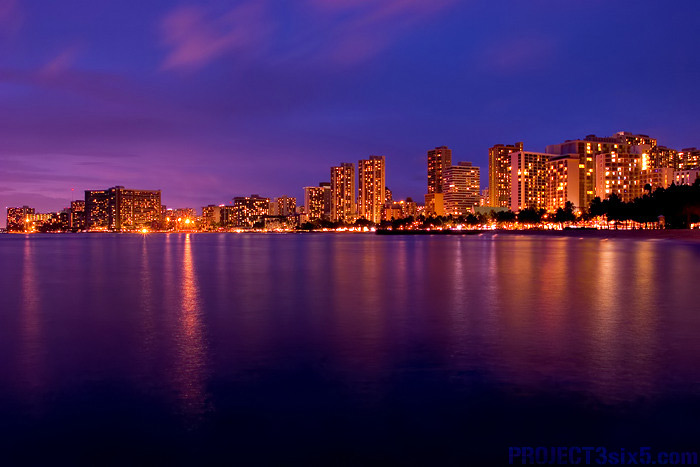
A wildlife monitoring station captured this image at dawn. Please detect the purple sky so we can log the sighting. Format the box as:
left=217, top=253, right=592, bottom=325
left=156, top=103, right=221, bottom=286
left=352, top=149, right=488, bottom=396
left=2, top=0, right=700, bottom=225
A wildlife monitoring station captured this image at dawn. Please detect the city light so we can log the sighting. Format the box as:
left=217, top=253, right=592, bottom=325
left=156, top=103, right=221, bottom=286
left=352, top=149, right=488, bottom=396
left=3, top=132, right=699, bottom=234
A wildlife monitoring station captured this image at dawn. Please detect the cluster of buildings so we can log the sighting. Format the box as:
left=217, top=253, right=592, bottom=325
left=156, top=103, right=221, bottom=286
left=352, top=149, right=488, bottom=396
left=5, top=131, right=699, bottom=233
left=4, top=155, right=406, bottom=232
left=486, top=131, right=700, bottom=213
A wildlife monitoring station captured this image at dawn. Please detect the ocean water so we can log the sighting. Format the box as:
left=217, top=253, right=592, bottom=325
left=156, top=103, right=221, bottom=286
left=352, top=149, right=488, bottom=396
left=0, top=232, right=699, bottom=465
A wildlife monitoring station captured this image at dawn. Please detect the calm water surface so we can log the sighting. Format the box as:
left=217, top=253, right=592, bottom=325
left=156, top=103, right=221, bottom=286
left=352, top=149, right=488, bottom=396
left=0, top=232, right=699, bottom=465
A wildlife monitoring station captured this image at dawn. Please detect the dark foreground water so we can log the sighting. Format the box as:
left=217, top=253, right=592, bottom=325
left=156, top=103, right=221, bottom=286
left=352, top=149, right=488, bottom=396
left=0, top=232, right=699, bottom=465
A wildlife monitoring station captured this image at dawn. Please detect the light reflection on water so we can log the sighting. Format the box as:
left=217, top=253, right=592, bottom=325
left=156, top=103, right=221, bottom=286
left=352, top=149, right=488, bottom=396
left=18, top=240, right=43, bottom=396
left=1, top=232, right=700, bottom=462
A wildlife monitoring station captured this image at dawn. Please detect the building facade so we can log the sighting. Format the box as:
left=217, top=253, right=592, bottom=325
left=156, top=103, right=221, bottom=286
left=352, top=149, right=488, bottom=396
left=331, top=163, right=356, bottom=222
left=489, top=142, right=523, bottom=208
left=84, top=186, right=161, bottom=231
left=427, top=146, right=452, bottom=195
left=84, top=189, right=111, bottom=230
left=442, top=162, right=480, bottom=216
left=642, top=167, right=675, bottom=191
left=678, top=148, right=700, bottom=170
left=6, top=206, right=35, bottom=232
left=113, top=187, right=162, bottom=231
left=233, top=195, right=270, bottom=228
left=319, top=182, right=332, bottom=219
left=595, top=151, right=642, bottom=203
left=546, top=154, right=581, bottom=211
left=510, top=151, right=550, bottom=211
left=674, top=169, right=700, bottom=186
left=304, top=186, right=325, bottom=220
left=70, top=200, right=86, bottom=231
left=202, top=205, right=222, bottom=229
left=358, top=155, right=386, bottom=223
left=271, top=196, right=297, bottom=216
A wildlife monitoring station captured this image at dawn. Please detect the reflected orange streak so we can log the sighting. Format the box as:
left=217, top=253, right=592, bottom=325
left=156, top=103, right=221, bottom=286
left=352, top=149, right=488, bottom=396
left=175, top=234, right=209, bottom=418
left=19, top=239, right=44, bottom=396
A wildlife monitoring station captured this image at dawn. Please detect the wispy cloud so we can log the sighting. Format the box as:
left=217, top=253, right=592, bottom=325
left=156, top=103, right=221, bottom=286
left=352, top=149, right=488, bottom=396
left=39, top=45, right=82, bottom=76
left=305, top=0, right=459, bottom=64
left=159, top=1, right=272, bottom=71
left=157, top=0, right=460, bottom=70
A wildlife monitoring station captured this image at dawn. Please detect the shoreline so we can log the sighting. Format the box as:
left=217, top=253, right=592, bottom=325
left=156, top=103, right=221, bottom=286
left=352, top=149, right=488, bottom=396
left=3, top=228, right=700, bottom=240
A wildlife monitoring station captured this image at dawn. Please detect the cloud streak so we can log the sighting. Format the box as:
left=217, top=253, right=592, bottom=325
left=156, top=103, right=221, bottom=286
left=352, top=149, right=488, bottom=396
left=159, top=1, right=272, bottom=70
left=305, top=0, right=459, bottom=63
left=157, top=0, right=460, bottom=70
left=39, top=46, right=82, bottom=76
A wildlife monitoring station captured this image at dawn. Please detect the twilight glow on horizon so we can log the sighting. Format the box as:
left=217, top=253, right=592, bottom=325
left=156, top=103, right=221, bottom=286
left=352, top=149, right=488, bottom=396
left=1, top=0, right=699, bottom=220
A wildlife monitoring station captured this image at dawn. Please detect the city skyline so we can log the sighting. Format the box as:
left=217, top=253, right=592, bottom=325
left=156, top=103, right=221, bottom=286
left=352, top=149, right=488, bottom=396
left=2, top=1, right=700, bottom=221
left=6, top=128, right=700, bottom=232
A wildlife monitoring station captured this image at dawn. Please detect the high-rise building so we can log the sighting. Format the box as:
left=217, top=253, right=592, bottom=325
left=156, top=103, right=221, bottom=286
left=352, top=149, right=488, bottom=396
left=319, top=182, right=332, bottom=219
left=546, top=132, right=658, bottom=209
left=274, top=196, right=297, bottom=216
left=219, top=205, right=236, bottom=228
left=112, top=187, right=162, bottom=231
left=233, top=195, right=269, bottom=228
left=595, top=151, right=642, bottom=203
left=70, top=200, right=86, bottom=231
left=489, top=142, right=523, bottom=208
left=647, top=146, right=679, bottom=170
left=442, top=162, right=480, bottom=216
left=85, top=186, right=161, bottom=231
left=546, top=155, right=582, bottom=211
left=546, top=136, right=619, bottom=209
left=331, top=163, right=356, bottom=222
left=59, top=208, right=71, bottom=231
left=304, top=186, right=325, bottom=220
left=510, top=151, right=550, bottom=211
left=202, top=205, right=222, bottom=229
left=358, top=155, right=386, bottom=223
left=427, top=146, right=452, bottom=194
left=84, top=189, right=111, bottom=230
left=6, top=206, right=35, bottom=232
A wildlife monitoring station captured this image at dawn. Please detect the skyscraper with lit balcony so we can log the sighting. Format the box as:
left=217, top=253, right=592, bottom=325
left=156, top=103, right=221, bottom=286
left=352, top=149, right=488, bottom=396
left=304, top=186, right=325, bottom=220
left=546, top=155, right=581, bottom=211
left=358, top=155, right=386, bottom=223
left=595, top=151, right=642, bottom=203
left=331, top=163, right=356, bottom=222
left=510, top=151, right=550, bottom=212
left=85, top=186, right=161, bottom=231
left=442, top=162, right=480, bottom=216
left=489, top=142, right=523, bottom=208
left=546, top=132, right=658, bottom=209
left=113, top=187, right=162, bottom=231
left=233, top=195, right=269, bottom=228
left=70, top=200, right=86, bottom=231
left=427, top=146, right=451, bottom=194
left=273, top=196, right=297, bottom=216
left=85, top=189, right=111, bottom=231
